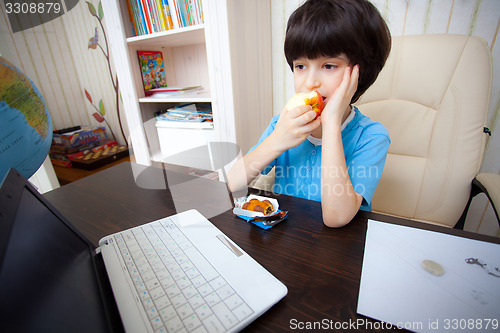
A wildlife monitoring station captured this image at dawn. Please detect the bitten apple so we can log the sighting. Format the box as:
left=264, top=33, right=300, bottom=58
left=285, top=90, right=324, bottom=118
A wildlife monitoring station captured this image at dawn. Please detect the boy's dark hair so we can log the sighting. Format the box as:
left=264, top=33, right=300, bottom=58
left=284, top=0, right=391, bottom=103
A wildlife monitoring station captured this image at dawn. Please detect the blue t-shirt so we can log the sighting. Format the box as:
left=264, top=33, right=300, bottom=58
left=249, top=106, right=390, bottom=211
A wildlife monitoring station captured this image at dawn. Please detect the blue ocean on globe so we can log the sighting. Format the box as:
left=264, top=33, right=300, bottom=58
left=0, top=57, right=53, bottom=181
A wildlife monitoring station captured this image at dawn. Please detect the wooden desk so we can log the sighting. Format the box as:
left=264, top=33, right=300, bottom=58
left=43, top=162, right=497, bottom=332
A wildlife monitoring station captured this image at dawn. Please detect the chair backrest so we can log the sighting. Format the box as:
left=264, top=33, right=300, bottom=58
left=356, top=34, right=492, bottom=227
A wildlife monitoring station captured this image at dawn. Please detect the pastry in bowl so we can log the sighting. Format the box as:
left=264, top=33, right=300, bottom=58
left=242, top=199, right=274, bottom=216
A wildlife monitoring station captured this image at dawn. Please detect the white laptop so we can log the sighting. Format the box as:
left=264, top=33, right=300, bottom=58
left=0, top=169, right=287, bottom=332
left=357, top=219, right=500, bottom=333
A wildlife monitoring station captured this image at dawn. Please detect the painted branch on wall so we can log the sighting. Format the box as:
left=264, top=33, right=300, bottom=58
left=85, top=0, right=127, bottom=145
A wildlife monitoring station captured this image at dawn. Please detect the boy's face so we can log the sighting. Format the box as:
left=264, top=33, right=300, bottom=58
left=292, top=54, right=350, bottom=101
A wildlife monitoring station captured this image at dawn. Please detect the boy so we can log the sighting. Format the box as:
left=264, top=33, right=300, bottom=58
left=227, top=0, right=391, bottom=227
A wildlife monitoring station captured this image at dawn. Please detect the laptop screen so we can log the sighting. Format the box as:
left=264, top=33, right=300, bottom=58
left=0, top=172, right=112, bottom=332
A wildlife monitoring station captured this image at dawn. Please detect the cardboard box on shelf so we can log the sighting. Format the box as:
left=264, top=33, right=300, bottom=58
left=50, top=140, right=118, bottom=168
left=52, top=126, right=106, bottom=148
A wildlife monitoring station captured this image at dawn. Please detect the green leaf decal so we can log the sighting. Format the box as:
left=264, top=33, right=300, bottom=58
left=99, top=99, right=105, bottom=115
left=98, top=1, right=104, bottom=20
left=87, top=1, right=97, bottom=17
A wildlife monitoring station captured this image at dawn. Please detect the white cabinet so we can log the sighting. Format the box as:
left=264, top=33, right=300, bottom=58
left=102, top=0, right=272, bottom=169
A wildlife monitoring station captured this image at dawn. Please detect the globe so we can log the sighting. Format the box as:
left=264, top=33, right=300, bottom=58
left=0, top=56, right=53, bottom=180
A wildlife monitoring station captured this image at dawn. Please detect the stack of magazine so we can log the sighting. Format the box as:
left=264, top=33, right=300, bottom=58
left=148, top=85, right=203, bottom=97
left=155, top=103, right=213, bottom=128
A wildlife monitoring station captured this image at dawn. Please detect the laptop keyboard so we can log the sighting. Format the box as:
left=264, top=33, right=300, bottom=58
left=114, top=218, right=254, bottom=333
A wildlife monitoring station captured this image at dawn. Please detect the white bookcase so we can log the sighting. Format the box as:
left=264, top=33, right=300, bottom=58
left=102, top=0, right=272, bottom=170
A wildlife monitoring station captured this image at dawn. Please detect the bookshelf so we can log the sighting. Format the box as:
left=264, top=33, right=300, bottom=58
left=102, top=0, right=272, bottom=170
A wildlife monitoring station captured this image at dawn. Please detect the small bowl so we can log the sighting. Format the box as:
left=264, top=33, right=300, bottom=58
left=233, top=194, right=279, bottom=218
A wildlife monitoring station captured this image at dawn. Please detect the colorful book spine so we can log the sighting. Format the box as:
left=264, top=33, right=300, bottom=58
left=178, top=0, right=188, bottom=27
left=125, top=0, right=138, bottom=36
left=168, top=0, right=181, bottom=29
left=145, top=0, right=158, bottom=32
left=140, top=0, right=153, bottom=33
left=162, top=0, right=174, bottom=30
left=130, top=0, right=144, bottom=35
left=151, top=0, right=163, bottom=32
left=196, top=0, right=203, bottom=23
left=189, top=0, right=200, bottom=25
left=155, top=0, right=167, bottom=31
left=134, top=0, right=147, bottom=35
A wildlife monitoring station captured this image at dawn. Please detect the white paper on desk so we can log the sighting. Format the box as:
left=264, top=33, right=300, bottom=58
left=357, top=220, right=500, bottom=332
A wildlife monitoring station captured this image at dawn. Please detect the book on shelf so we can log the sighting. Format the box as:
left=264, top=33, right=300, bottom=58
left=155, top=103, right=212, bottom=125
left=126, top=0, right=204, bottom=36
left=137, top=50, right=168, bottom=96
left=148, top=85, right=203, bottom=97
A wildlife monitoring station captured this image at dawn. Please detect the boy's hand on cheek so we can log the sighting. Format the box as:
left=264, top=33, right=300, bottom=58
left=271, top=105, right=321, bottom=152
left=321, top=65, right=359, bottom=126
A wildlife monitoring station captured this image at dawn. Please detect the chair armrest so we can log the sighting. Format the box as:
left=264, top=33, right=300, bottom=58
left=456, top=173, right=500, bottom=229
left=474, top=173, right=500, bottom=222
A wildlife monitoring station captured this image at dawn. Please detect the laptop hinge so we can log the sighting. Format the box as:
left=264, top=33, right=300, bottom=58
left=216, top=234, right=243, bottom=257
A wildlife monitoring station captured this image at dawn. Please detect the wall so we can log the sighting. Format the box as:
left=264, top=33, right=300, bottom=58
left=271, top=0, right=499, bottom=235
left=0, top=0, right=128, bottom=192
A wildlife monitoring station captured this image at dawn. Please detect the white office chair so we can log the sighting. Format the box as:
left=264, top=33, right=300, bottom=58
left=356, top=34, right=498, bottom=228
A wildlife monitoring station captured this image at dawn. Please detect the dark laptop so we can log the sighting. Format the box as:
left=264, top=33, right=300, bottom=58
left=0, top=169, right=287, bottom=332
left=0, top=169, right=122, bottom=332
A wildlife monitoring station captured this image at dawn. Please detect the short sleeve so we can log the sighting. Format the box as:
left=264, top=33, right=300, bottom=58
left=347, top=130, right=390, bottom=211
left=247, top=115, right=280, bottom=175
